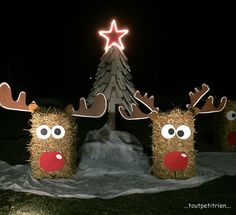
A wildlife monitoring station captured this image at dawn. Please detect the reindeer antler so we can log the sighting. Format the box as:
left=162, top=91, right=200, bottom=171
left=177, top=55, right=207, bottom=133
left=186, top=83, right=227, bottom=115
left=0, top=82, right=38, bottom=113
left=66, top=93, right=107, bottom=118
left=197, top=96, right=227, bottom=114
left=118, top=90, right=159, bottom=120
left=186, top=83, right=210, bottom=109
left=134, top=91, right=159, bottom=112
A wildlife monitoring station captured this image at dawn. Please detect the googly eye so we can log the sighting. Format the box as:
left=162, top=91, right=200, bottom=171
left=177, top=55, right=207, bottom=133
left=51, top=125, right=65, bottom=139
left=36, top=125, right=51, bottom=139
left=226, top=110, right=236, bottom=121
left=161, top=124, right=175, bottom=139
left=176, top=125, right=191, bottom=140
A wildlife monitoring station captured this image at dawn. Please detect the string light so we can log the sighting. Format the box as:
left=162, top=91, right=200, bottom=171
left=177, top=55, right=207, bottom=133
left=99, top=19, right=128, bottom=52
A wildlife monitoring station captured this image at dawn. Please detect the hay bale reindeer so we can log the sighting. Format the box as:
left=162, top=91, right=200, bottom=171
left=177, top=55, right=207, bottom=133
left=119, top=84, right=227, bottom=179
left=215, top=100, right=236, bottom=152
left=0, top=82, right=107, bottom=179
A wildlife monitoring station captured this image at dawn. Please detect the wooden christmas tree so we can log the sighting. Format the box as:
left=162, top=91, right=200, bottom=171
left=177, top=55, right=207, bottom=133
left=87, top=20, right=136, bottom=129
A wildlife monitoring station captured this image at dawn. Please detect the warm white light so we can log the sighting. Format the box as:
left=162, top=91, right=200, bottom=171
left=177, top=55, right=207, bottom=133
left=99, top=19, right=128, bottom=52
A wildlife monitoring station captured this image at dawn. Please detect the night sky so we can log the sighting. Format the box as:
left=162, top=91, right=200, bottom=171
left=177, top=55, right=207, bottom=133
left=0, top=2, right=235, bottom=105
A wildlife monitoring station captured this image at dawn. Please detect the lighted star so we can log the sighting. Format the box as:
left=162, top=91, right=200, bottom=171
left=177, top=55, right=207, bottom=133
left=99, top=19, right=129, bottom=52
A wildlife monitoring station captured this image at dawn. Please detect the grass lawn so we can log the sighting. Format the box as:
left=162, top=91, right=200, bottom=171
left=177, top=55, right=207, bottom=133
left=0, top=175, right=235, bottom=215
left=0, top=106, right=235, bottom=215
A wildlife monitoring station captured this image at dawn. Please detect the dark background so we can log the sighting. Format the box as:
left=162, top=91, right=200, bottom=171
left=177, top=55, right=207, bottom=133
left=0, top=2, right=235, bottom=105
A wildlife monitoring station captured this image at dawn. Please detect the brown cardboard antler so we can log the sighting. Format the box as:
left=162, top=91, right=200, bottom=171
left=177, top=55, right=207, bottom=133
left=66, top=93, right=107, bottom=118
left=0, top=82, right=38, bottom=113
left=186, top=83, right=227, bottom=115
left=118, top=90, right=159, bottom=120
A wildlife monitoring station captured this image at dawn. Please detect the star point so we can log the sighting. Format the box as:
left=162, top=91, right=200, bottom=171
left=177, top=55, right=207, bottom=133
left=99, top=19, right=128, bottom=52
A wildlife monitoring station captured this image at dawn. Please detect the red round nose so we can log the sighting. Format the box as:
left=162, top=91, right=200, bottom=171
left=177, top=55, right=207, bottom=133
left=164, top=151, right=188, bottom=171
left=227, top=131, right=236, bottom=145
left=39, top=151, right=65, bottom=172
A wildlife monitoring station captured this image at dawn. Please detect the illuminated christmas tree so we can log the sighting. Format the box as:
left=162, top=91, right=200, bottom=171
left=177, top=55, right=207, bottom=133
left=87, top=19, right=136, bottom=129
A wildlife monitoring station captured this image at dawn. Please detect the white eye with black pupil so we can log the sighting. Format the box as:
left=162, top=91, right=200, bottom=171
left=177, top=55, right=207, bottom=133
left=161, top=124, right=175, bottom=139
left=51, top=125, right=65, bottom=139
left=176, top=125, right=191, bottom=140
left=226, top=110, right=236, bottom=121
left=36, top=125, right=51, bottom=139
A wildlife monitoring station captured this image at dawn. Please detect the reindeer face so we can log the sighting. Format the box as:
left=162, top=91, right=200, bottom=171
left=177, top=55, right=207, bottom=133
left=151, top=109, right=196, bottom=179
left=224, top=101, right=236, bottom=147
left=217, top=100, right=236, bottom=151
left=29, top=110, right=77, bottom=179
left=0, top=82, right=107, bottom=179
left=119, top=84, right=227, bottom=179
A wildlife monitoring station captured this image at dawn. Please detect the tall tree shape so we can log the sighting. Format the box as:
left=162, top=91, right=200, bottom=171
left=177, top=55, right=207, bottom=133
left=87, top=20, right=136, bottom=129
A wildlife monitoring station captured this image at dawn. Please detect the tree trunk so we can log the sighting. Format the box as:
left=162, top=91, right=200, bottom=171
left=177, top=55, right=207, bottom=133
left=107, top=89, right=117, bottom=129
left=107, top=110, right=116, bottom=130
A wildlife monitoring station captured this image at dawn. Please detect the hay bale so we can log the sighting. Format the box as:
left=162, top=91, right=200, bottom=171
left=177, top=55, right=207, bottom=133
left=213, top=100, right=236, bottom=152
left=150, top=109, right=196, bottom=179
left=28, top=108, right=77, bottom=179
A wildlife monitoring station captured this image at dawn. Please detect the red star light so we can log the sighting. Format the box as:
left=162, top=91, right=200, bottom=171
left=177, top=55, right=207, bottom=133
left=99, top=19, right=128, bottom=52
